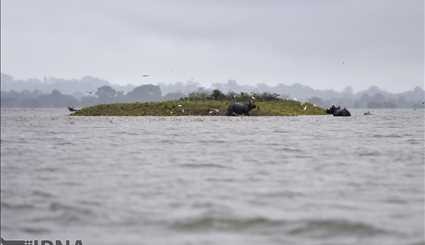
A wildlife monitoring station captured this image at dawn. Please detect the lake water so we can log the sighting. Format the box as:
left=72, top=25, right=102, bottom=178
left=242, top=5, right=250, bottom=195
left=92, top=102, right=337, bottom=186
left=1, top=108, right=424, bottom=245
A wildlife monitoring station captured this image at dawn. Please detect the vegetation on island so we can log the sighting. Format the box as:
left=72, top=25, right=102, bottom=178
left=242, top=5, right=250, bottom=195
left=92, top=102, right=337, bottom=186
left=72, top=90, right=326, bottom=116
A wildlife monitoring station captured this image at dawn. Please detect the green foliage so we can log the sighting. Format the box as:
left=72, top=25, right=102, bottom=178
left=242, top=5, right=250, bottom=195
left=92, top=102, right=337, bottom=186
left=185, top=91, right=210, bottom=101
left=182, top=89, right=282, bottom=102
left=211, top=89, right=226, bottom=100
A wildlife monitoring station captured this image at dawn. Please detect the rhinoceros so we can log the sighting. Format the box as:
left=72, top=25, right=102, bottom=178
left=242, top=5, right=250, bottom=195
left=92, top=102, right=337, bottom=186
left=226, top=97, right=256, bottom=116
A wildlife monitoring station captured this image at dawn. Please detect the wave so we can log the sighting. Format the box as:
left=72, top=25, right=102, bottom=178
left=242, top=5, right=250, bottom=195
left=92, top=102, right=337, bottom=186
left=170, top=216, right=393, bottom=238
left=171, top=216, right=284, bottom=231
left=20, top=226, right=50, bottom=234
left=281, top=147, right=303, bottom=153
left=179, top=163, right=233, bottom=169
left=288, top=219, right=391, bottom=238
left=358, top=151, right=381, bottom=157
left=1, top=201, right=36, bottom=210
left=32, top=190, right=55, bottom=198
left=372, top=134, right=406, bottom=138
left=26, top=201, right=99, bottom=226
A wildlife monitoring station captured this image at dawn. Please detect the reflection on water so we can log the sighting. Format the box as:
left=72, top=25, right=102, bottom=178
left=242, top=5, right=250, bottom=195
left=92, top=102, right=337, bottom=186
left=1, top=108, right=424, bottom=245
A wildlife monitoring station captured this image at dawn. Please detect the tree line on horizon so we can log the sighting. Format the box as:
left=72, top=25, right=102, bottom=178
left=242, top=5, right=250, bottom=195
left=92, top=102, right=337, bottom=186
left=1, top=84, right=424, bottom=109
left=1, top=73, right=424, bottom=108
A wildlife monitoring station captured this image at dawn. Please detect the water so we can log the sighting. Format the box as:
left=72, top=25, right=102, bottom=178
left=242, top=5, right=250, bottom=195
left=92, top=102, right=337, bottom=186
left=1, top=108, right=424, bottom=245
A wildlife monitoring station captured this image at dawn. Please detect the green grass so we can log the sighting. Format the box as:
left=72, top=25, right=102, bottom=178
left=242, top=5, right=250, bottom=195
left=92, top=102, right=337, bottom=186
left=71, top=100, right=326, bottom=116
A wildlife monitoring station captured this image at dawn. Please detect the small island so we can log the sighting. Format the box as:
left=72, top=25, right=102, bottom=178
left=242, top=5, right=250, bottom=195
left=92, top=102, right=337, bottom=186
left=71, top=90, right=326, bottom=116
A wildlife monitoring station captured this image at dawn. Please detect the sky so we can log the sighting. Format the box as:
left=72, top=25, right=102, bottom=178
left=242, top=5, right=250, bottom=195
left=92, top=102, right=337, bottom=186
left=1, top=0, right=424, bottom=92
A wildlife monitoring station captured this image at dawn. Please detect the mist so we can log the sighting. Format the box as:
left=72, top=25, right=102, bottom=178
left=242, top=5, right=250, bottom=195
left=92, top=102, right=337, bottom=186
left=1, top=0, right=423, bottom=92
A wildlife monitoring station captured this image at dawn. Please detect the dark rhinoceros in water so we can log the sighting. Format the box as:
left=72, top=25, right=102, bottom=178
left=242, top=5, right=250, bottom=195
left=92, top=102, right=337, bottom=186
left=226, top=97, right=256, bottom=116
left=333, top=108, right=351, bottom=117
left=326, top=105, right=351, bottom=117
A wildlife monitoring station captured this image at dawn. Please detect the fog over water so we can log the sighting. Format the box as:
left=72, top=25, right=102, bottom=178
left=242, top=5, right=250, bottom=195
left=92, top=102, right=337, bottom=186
left=1, top=108, right=424, bottom=245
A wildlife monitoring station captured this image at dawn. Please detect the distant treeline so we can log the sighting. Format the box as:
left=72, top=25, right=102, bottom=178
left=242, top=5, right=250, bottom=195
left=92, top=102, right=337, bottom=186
left=1, top=85, right=164, bottom=107
left=1, top=73, right=424, bottom=108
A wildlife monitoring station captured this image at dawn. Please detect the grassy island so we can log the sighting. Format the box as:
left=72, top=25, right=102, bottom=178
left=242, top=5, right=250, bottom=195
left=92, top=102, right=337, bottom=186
left=72, top=99, right=326, bottom=116
left=72, top=90, right=326, bottom=116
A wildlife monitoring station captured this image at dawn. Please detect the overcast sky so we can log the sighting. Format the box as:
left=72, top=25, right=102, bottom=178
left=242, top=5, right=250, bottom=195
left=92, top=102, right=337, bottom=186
left=1, top=0, right=424, bottom=92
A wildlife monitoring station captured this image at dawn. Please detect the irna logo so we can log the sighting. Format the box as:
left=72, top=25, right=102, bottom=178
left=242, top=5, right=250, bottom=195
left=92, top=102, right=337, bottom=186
left=1, top=237, right=82, bottom=245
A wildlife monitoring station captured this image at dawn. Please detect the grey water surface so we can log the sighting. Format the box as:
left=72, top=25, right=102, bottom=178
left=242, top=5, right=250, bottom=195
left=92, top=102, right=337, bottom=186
left=1, top=108, right=424, bottom=245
